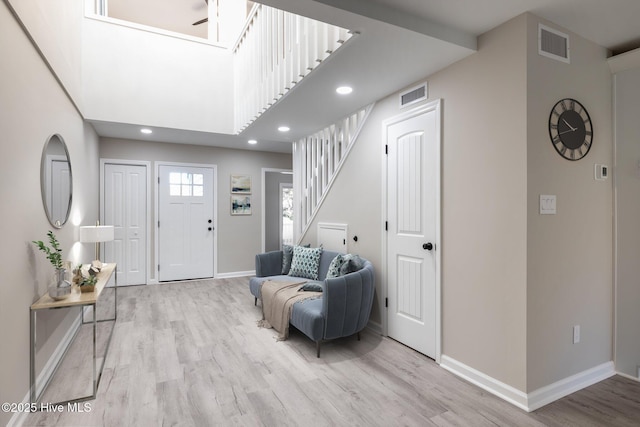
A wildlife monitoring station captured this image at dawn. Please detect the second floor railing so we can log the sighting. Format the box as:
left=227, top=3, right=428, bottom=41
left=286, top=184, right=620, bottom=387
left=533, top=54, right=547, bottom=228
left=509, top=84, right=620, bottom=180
left=233, top=4, right=354, bottom=134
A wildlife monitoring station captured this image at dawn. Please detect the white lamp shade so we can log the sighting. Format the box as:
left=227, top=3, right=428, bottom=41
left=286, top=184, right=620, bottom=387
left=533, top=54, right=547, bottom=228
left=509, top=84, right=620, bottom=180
left=79, top=225, right=114, bottom=243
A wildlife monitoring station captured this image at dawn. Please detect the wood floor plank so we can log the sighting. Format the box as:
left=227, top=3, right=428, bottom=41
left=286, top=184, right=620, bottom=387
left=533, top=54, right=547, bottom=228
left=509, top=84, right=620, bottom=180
left=23, top=277, right=640, bottom=427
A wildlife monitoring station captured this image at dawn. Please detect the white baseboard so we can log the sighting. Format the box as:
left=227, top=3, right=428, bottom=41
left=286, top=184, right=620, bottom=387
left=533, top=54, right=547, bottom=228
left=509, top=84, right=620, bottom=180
left=527, top=361, right=615, bottom=411
left=440, top=355, right=529, bottom=411
left=616, top=370, right=640, bottom=383
left=366, top=320, right=382, bottom=335
left=8, top=313, right=82, bottom=427
left=440, top=355, right=615, bottom=412
left=216, top=270, right=255, bottom=279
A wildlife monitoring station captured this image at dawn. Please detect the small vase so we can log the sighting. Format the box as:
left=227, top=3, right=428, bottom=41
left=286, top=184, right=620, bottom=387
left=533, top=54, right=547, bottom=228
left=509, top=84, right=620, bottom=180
left=48, top=268, right=72, bottom=301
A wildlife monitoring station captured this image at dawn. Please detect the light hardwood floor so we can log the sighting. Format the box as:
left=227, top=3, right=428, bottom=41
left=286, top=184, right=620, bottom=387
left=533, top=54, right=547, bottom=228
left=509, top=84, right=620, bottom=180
left=24, top=277, right=640, bottom=426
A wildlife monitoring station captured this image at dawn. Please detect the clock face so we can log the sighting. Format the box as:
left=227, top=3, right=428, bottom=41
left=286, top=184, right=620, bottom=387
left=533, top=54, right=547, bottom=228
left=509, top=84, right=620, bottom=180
left=549, top=98, right=593, bottom=161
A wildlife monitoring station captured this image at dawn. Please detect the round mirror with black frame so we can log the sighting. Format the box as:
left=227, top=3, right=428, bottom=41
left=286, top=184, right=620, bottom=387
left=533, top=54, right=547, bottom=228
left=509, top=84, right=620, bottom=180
left=40, top=134, right=72, bottom=228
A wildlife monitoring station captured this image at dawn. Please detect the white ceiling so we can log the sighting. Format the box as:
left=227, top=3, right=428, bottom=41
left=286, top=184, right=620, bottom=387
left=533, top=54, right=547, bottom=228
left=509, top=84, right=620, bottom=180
left=94, top=0, right=640, bottom=152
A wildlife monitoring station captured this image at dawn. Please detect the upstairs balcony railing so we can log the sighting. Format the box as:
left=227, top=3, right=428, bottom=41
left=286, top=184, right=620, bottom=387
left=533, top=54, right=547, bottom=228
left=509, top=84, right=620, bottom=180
left=233, top=4, right=354, bottom=134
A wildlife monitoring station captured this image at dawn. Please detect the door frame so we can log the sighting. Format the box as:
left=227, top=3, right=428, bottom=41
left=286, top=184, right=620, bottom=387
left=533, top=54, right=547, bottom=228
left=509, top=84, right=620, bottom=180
left=156, top=161, right=218, bottom=281
left=279, top=182, right=294, bottom=250
left=381, top=99, right=442, bottom=363
left=100, top=159, right=152, bottom=285
left=261, top=168, right=293, bottom=253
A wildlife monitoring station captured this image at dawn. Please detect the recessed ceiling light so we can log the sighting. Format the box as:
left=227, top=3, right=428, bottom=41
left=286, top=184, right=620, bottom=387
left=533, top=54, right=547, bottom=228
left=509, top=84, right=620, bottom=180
left=278, top=126, right=290, bottom=132
left=140, top=128, right=152, bottom=134
left=336, top=86, right=353, bottom=95
left=248, top=139, right=257, bottom=145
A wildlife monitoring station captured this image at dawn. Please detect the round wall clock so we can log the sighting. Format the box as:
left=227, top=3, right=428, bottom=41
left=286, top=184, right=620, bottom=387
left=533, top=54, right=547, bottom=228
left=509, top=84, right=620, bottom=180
left=548, top=98, right=593, bottom=161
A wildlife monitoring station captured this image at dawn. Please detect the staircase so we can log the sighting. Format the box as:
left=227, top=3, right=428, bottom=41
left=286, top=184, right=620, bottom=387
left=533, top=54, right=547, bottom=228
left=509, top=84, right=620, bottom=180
left=293, top=104, right=374, bottom=241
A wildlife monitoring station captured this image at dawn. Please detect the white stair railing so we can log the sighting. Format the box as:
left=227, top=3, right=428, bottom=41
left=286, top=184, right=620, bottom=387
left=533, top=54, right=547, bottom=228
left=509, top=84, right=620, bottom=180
left=293, top=104, right=374, bottom=241
left=233, top=4, right=354, bottom=134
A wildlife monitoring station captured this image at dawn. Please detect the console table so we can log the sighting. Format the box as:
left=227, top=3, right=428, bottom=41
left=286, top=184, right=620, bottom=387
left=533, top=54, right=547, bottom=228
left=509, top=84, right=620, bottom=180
left=30, top=263, right=117, bottom=405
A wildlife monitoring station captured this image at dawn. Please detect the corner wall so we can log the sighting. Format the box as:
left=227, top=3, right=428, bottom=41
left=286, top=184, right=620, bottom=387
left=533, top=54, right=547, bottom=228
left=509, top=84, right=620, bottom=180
left=525, top=14, right=613, bottom=391
left=0, top=2, right=99, bottom=425
left=301, top=14, right=530, bottom=389
left=611, top=52, right=640, bottom=380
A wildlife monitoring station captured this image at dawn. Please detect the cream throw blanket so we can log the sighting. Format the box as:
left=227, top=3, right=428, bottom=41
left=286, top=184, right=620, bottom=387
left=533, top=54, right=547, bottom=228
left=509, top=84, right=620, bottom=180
left=257, top=280, right=322, bottom=341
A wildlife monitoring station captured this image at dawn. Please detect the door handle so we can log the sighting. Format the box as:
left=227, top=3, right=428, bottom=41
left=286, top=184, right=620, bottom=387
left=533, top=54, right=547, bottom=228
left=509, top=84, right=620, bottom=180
left=423, top=242, right=433, bottom=251
left=208, top=227, right=213, bottom=231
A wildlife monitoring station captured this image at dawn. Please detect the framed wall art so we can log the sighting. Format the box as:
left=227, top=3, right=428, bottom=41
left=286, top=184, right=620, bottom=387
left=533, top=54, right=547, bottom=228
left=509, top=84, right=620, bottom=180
left=231, top=194, right=251, bottom=215
left=231, top=174, right=251, bottom=194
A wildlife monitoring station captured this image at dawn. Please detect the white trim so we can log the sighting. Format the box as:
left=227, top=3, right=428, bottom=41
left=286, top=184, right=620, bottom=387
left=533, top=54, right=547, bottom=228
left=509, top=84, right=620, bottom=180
left=381, top=99, right=442, bottom=364
left=83, top=13, right=227, bottom=49
left=616, top=370, right=640, bottom=383
left=440, top=355, right=529, bottom=411
left=100, top=159, right=152, bottom=286
left=612, top=74, right=619, bottom=367
left=261, top=168, right=293, bottom=253
left=155, top=161, right=218, bottom=281
left=441, top=355, right=616, bottom=412
left=317, top=222, right=348, bottom=252
left=280, top=182, right=293, bottom=250
left=366, top=320, right=383, bottom=335
left=216, top=270, right=256, bottom=279
left=9, top=314, right=82, bottom=427
left=527, top=361, right=615, bottom=411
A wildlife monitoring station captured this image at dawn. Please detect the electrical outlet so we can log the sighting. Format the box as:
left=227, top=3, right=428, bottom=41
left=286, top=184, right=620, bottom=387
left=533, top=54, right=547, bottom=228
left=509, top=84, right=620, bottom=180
left=573, top=325, right=580, bottom=344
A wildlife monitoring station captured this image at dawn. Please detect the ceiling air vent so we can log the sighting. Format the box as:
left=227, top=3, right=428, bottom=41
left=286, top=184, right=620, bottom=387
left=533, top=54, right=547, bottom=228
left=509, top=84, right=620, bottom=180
left=399, top=83, right=427, bottom=108
left=539, top=23, right=570, bottom=63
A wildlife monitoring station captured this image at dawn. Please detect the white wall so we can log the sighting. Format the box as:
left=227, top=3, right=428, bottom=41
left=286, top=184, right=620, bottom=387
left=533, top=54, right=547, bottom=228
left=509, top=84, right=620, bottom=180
left=82, top=16, right=234, bottom=134
left=612, top=55, right=640, bottom=379
left=0, top=3, right=99, bottom=425
left=525, top=14, right=613, bottom=391
left=99, top=138, right=292, bottom=276
left=6, top=0, right=84, bottom=109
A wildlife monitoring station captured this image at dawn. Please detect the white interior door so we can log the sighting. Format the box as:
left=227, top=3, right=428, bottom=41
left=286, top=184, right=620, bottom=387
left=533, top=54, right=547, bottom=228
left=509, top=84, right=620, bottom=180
left=47, top=156, right=71, bottom=226
left=103, top=163, right=147, bottom=286
left=158, top=165, right=214, bottom=281
left=386, top=102, right=440, bottom=360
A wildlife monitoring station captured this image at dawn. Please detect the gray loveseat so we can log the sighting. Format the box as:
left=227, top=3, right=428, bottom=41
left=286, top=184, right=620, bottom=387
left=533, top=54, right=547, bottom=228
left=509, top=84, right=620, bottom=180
left=250, top=249, right=375, bottom=357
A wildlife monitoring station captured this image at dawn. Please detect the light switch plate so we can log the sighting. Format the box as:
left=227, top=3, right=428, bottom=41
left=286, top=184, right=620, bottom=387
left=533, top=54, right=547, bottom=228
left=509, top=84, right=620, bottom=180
left=540, top=195, right=556, bottom=215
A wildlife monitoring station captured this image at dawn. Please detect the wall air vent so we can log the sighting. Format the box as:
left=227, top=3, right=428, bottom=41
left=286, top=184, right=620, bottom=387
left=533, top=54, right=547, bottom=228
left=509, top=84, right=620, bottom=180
left=539, top=23, right=570, bottom=63
left=399, top=83, right=427, bottom=108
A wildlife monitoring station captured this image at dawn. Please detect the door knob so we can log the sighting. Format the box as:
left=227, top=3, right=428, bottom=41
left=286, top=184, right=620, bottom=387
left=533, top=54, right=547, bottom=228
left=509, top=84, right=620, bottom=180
left=423, top=242, right=433, bottom=251
left=208, top=227, right=212, bottom=231
left=208, top=219, right=212, bottom=223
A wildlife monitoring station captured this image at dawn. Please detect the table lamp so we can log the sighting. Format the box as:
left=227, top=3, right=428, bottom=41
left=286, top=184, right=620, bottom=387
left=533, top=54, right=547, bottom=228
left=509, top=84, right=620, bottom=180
left=80, top=222, right=114, bottom=268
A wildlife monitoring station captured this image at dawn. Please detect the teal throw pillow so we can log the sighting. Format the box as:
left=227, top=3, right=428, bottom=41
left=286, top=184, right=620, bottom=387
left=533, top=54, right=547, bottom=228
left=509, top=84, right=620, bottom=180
left=288, top=246, right=323, bottom=280
left=326, top=254, right=348, bottom=279
left=299, top=282, right=323, bottom=292
left=339, top=254, right=364, bottom=275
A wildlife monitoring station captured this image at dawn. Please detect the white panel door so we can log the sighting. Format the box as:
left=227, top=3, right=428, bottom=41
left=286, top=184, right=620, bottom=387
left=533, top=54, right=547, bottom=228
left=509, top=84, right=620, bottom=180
left=104, top=164, right=147, bottom=286
left=386, top=106, right=439, bottom=359
left=48, top=157, right=71, bottom=227
left=158, top=165, right=214, bottom=281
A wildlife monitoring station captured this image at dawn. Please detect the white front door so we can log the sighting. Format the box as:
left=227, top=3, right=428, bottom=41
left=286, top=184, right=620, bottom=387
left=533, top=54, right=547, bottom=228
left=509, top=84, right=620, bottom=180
left=158, top=165, right=214, bottom=281
left=103, top=163, right=147, bottom=286
left=385, top=101, right=440, bottom=360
